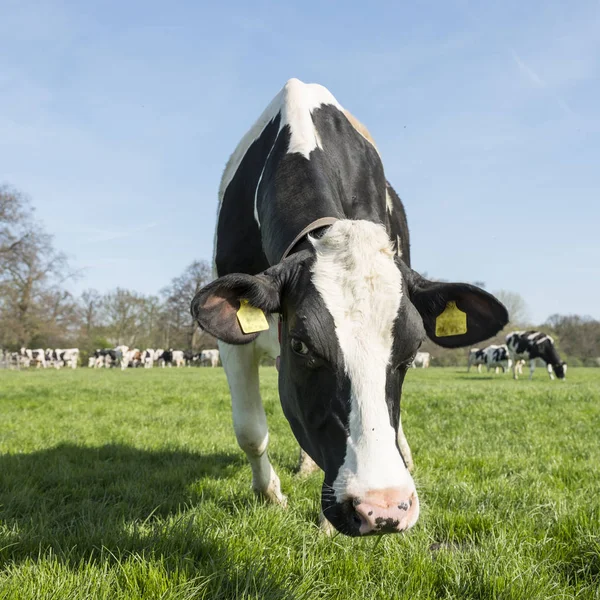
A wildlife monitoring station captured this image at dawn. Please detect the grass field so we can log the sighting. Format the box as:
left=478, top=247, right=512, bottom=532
left=0, top=367, right=599, bottom=600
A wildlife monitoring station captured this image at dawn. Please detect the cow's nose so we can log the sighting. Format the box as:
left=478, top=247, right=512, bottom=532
left=352, top=488, right=419, bottom=535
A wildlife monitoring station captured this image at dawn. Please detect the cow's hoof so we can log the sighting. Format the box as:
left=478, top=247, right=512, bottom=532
left=319, top=512, right=336, bottom=536
left=255, top=483, right=288, bottom=507
left=264, top=490, right=288, bottom=508
left=297, top=448, right=320, bottom=477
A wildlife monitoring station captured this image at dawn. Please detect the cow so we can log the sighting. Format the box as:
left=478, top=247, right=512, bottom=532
left=200, top=349, right=220, bottom=368
left=88, top=348, right=117, bottom=368
left=172, top=350, right=185, bottom=368
left=411, top=351, right=431, bottom=369
left=190, top=79, right=508, bottom=536
left=153, top=349, right=165, bottom=366
left=468, top=344, right=512, bottom=374
left=506, top=331, right=567, bottom=380
left=61, top=348, right=79, bottom=369
left=141, top=349, right=155, bottom=368
left=45, top=348, right=77, bottom=369
left=160, top=349, right=173, bottom=367
left=120, top=348, right=140, bottom=370
left=467, top=348, right=486, bottom=373
left=20, top=348, right=47, bottom=368
left=486, top=344, right=512, bottom=373
left=89, top=349, right=103, bottom=368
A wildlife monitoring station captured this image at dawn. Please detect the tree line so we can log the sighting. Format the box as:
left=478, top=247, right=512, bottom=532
left=1, top=184, right=599, bottom=367
left=0, top=185, right=216, bottom=361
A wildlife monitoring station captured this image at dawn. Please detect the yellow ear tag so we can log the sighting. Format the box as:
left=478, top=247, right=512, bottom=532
left=237, top=299, right=269, bottom=334
left=435, top=301, right=467, bottom=337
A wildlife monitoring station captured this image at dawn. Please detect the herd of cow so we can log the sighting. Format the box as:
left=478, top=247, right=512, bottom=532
left=5, top=331, right=565, bottom=380
left=88, top=347, right=221, bottom=369
left=1, top=347, right=80, bottom=369
left=404, top=331, right=567, bottom=380
left=1, top=346, right=221, bottom=370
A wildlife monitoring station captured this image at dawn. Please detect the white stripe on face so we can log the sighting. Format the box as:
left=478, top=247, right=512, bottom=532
left=310, top=220, right=414, bottom=502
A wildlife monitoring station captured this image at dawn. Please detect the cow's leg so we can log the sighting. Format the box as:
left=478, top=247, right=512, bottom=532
left=512, top=356, right=519, bottom=379
left=529, top=359, right=536, bottom=379
left=219, top=339, right=286, bottom=505
left=297, top=448, right=320, bottom=476
left=397, top=412, right=414, bottom=472
left=547, top=363, right=555, bottom=380
left=477, top=364, right=482, bottom=373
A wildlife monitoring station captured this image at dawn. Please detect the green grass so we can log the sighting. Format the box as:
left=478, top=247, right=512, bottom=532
left=0, top=367, right=599, bottom=600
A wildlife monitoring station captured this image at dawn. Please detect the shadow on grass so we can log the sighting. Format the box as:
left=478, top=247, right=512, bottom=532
left=0, top=444, right=294, bottom=598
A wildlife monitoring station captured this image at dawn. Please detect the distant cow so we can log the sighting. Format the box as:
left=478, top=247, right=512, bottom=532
left=183, top=350, right=203, bottom=366
left=485, top=344, right=512, bottom=373
left=46, top=348, right=78, bottom=369
left=506, top=331, right=566, bottom=380
left=172, top=350, right=185, bottom=368
left=411, top=351, right=431, bottom=369
left=468, top=344, right=512, bottom=374
left=200, top=349, right=220, bottom=368
left=467, top=348, right=486, bottom=373
left=120, top=348, right=140, bottom=370
left=141, top=349, right=155, bottom=368
left=20, top=348, right=46, bottom=368
left=160, top=350, right=173, bottom=367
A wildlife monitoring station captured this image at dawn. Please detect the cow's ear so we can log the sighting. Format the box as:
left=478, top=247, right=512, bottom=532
left=191, top=252, right=309, bottom=345
left=404, top=268, right=508, bottom=348
left=191, top=272, right=281, bottom=345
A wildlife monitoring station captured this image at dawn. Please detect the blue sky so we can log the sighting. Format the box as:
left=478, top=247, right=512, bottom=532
left=1, top=0, right=599, bottom=323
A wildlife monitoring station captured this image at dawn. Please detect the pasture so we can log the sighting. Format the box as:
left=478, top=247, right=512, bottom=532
left=0, top=367, right=599, bottom=600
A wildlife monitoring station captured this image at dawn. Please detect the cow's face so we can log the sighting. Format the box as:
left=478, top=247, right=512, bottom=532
left=553, top=362, right=567, bottom=379
left=192, top=221, right=508, bottom=536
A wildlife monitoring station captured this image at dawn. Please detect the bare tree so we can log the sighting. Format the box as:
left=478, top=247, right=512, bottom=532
left=492, top=290, right=530, bottom=326
left=0, top=217, right=74, bottom=347
left=0, top=185, right=32, bottom=262
left=161, top=260, right=212, bottom=349
left=101, top=288, right=146, bottom=346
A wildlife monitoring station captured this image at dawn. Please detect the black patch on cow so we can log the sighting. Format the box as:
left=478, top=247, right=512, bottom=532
left=386, top=183, right=411, bottom=266
left=216, top=114, right=280, bottom=276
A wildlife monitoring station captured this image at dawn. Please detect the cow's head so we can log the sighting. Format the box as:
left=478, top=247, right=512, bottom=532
left=192, top=221, right=508, bottom=536
left=553, top=361, right=567, bottom=379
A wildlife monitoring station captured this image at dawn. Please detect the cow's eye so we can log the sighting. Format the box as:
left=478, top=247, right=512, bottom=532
left=290, top=338, right=310, bottom=356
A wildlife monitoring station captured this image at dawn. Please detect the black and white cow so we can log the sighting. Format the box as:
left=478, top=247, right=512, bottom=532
left=20, top=348, right=46, bottom=368
left=160, top=349, right=174, bottom=368
left=467, top=348, right=486, bottom=373
left=200, top=349, right=220, bottom=367
left=191, top=79, right=508, bottom=536
left=506, top=331, right=567, bottom=380
left=411, top=351, right=431, bottom=368
left=467, top=344, right=512, bottom=374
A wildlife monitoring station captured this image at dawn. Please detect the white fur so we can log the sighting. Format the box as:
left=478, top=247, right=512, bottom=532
left=310, top=220, right=414, bottom=502
left=219, top=315, right=284, bottom=504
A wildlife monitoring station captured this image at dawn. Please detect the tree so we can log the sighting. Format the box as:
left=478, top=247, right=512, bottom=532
left=79, top=289, right=103, bottom=338
left=0, top=211, right=75, bottom=348
left=0, top=185, right=31, bottom=263
left=492, top=290, right=530, bottom=326
left=545, top=314, right=600, bottom=366
left=161, top=260, right=212, bottom=349
left=101, top=288, right=146, bottom=346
